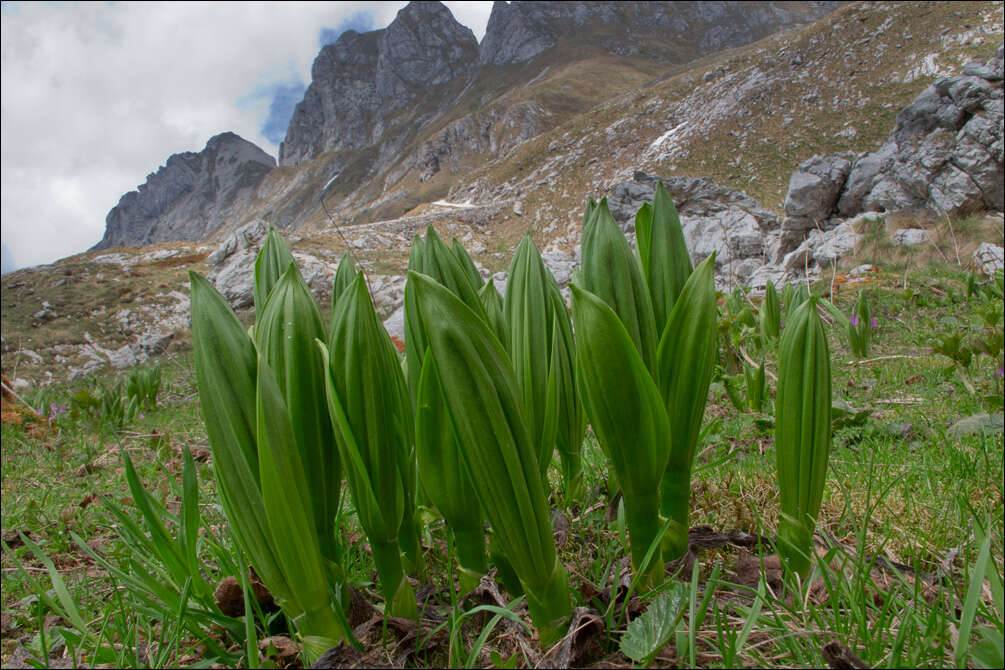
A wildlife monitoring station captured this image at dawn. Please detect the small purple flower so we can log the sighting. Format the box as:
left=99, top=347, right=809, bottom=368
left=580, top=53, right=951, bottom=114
left=139, top=412, right=145, bottom=419
left=997, top=366, right=1004, bottom=378
left=850, top=315, right=859, bottom=327
left=870, top=317, right=878, bottom=328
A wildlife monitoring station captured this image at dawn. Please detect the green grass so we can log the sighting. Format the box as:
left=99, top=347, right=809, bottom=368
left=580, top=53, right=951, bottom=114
left=2, top=258, right=1003, bottom=668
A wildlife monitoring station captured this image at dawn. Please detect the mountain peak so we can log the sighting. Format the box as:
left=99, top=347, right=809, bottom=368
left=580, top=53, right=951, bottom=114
left=93, top=133, right=274, bottom=251
left=279, top=0, right=477, bottom=166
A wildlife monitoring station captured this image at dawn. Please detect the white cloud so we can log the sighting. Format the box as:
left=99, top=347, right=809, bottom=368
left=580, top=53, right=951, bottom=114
left=0, top=1, right=492, bottom=268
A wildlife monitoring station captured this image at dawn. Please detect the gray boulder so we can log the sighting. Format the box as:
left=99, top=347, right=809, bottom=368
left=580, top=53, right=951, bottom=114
left=845, top=45, right=1004, bottom=217
left=891, top=228, right=930, bottom=247
left=781, top=221, right=861, bottom=273
left=775, top=154, right=855, bottom=259
left=542, top=248, right=576, bottom=286
left=971, top=242, right=1004, bottom=276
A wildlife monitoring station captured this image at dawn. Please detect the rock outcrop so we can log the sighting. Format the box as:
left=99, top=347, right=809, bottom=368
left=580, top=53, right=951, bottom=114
left=607, top=171, right=779, bottom=286
left=94, top=133, right=275, bottom=250
left=279, top=1, right=478, bottom=166
left=777, top=44, right=1004, bottom=259
left=205, top=220, right=331, bottom=311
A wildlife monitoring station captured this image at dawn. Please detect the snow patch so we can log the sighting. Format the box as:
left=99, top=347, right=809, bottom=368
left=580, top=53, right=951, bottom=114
left=648, top=122, right=690, bottom=151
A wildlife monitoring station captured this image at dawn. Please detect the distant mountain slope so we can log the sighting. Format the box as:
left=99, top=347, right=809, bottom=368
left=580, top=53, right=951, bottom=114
left=261, top=0, right=841, bottom=231
left=89, top=0, right=1001, bottom=272
left=94, top=1, right=842, bottom=249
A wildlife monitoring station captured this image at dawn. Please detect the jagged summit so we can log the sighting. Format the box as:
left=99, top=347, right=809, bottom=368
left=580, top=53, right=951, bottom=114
left=93, top=132, right=275, bottom=251
left=279, top=1, right=478, bottom=166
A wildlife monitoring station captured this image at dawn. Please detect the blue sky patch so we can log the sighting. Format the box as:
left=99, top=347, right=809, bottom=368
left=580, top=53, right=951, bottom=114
left=319, top=9, right=376, bottom=48
left=261, top=81, right=307, bottom=145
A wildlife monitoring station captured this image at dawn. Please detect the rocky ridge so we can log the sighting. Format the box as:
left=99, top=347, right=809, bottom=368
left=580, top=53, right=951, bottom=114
left=93, top=133, right=275, bottom=251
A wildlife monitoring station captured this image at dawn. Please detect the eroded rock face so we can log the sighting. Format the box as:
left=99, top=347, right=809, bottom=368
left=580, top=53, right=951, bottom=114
left=94, top=133, right=275, bottom=250
left=279, top=1, right=478, bottom=166
left=777, top=44, right=1004, bottom=258
left=279, top=0, right=840, bottom=176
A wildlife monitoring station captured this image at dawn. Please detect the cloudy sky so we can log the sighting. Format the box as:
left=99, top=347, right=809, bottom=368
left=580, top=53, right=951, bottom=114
left=0, top=1, right=493, bottom=273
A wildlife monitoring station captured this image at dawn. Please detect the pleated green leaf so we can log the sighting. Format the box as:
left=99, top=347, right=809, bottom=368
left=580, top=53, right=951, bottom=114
left=452, top=238, right=485, bottom=291
left=256, top=358, right=347, bottom=650
left=331, top=251, right=358, bottom=311
left=744, top=360, right=766, bottom=412
left=645, top=182, right=693, bottom=336
left=548, top=288, right=585, bottom=501
left=255, top=263, right=341, bottom=562
left=409, top=270, right=570, bottom=644
left=404, top=273, right=429, bottom=402
left=324, top=273, right=417, bottom=615
left=404, top=227, right=487, bottom=401
left=409, top=234, right=427, bottom=274
left=775, top=296, right=832, bottom=578
left=415, top=348, right=486, bottom=587
left=571, top=282, right=670, bottom=584
left=581, top=198, right=601, bottom=242
left=418, top=226, right=485, bottom=318
left=760, top=279, right=781, bottom=343
left=655, top=253, right=718, bottom=558
left=785, top=282, right=810, bottom=322
left=480, top=279, right=509, bottom=352
left=848, top=291, right=872, bottom=359
left=253, top=228, right=295, bottom=317
left=505, top=234, right=559, bottom=473
left=634, top=202, right=654, bottom=274
left=189, top=272, right=292, bottom=609
left=781, top=282, right=794, bottom=318
left=579, top=198, right=658, bottom=373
